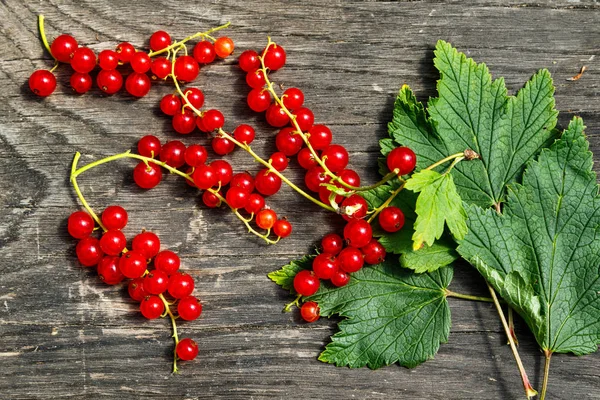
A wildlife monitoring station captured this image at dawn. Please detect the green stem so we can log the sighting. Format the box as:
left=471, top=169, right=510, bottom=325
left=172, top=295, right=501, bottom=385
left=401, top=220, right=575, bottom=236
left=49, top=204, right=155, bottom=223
left=148, top=22, right=231, bottom=57
left=37, top=15, right=55, bottom=60
left=444, top=290, right=494, bottom=303
left=159, top=294, right=180, bottom=374
left=366, top=182, right=406, bottom=223
left=508, top=307, right=519, bottom=346
left=429, top=152, right=466, bottom=171
left=540, top=350, right=552, bottom=400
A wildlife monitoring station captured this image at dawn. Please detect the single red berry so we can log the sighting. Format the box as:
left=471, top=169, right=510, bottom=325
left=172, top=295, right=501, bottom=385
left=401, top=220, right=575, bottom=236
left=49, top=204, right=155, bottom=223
left=143, top=269, right=169, bottom=295
left=168, top=272, right=195, bottom=299
left=238, top=50, right=260, bottom=72
left=174, top=55, right=199, bottom=82
left=202, top=190, right=222, bottom=208
left=192, top=164, right=218, bottom=189
left=273, top=219, right=292, bottom=238
left=361, top=239, right=386, bottom=265
left=132, top=231, right=161, bottom=259
left=172, top=109, right=197, bottom=134
left=97, top=69, right=123, bottom=95
left=214, top=37, right=234, bottom=58
left=128, top=277, right=147, bottom=301
left=282, top=88, right=304, bottom=110
left=331, top=270, right=350, bottom=287
left=149, top=30, right=171, bottom=51
left=97, top=256, right=125, bottom=285
left=154, top=250, right=180, bottom=275
left=304, top=167, right=327, bottom=192
left=231, top=172, right=255, bottom=192
left=312, top=253, right=338, bottom=280
left=193, top=41, right=216, bottom=64
left=99, top=229, right=127, bottom=256
left=265, top=104, right=290, bottom=127
left=50, top=34, right=78, bottom=63
left=339, top=169, right=361, bottom=188
left=322, top=144, right=349, bottom=173
left=387, top=147, right=417, bottom=175
left=225, top=186, right=250, bottom=209
left=133, top=162, right=163, bottom=189
left=130, top=52, right=151, bottom=73
left=212, top=136, right=235, bottom=156
left=269, top=152, right=288, bottom=171
left=321, top=233, right=343, bottom=255
left=255, top=209, right=277, bottom=230
left=29, top=70, right=56, bottom=97
left=210, top=160, right=233, bottom=186
left=300, top=301, right=320, bottom=323
left=202, top=109, right=225, bottom=131
left=151, top=57, right=171, bottom=79
left=255, top=169, right=282, bottom=196
left=262, top=44, right=286, bottom=71
left=68, top=211, right=94, bottom=239
left=293, top=270, right=320, bottom=297
left=247, top=88, right=271, bottom=112
left=160, top=94, right=181, bottom=116
left=125, top=72, right=151, bottom=97
left=184, top=144, right=208, bottom=167
left=101, top=205, right=128, bottom=230
left=70, top=72, right=92, bottom=94
left=98, top=49, right=119, bottom=70
left=275, top=127, right=303, bottom=156
left=76, top=237, right=104, bottom=267
left=182, top=88, right=204, bottom=109
left=246, top=69, right=266, bottom=89
left=244, top=193, right=265, bottom=214
left=71, top=47, right=96, bottom=74
left=344, top=219, right=373, bottom=248
left=379, top=206, right=405, bottom=232
left=297, top=147, right=317, bottom=170
left=338, top=246, right=364, bottom=273
left=176, top=338, right=199, bottom=361
left=140, top=295, right=165, bottom=319
left=341, top=194, right=368, bottom=221
left=116, top=42, right=135, bottom=63
left=307, top=125, right=332, bottom=150
left=233, top=124, right=256, bottom=144
left=178, top=296, right=203, bottom=321
left=292, top=107, right=314, bottom=132
left=118, top=250, right=147, bottom=278
left=138, top=135, right=161, bottom=158
left=160, top=140, right=187, bottom=168
left=195, top=115, right=208, bottom=132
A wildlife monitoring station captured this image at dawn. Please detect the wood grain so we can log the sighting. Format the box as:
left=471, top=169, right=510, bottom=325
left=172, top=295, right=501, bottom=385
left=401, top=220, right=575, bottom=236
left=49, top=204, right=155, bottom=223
left=1, top=0, right=599, bottom=398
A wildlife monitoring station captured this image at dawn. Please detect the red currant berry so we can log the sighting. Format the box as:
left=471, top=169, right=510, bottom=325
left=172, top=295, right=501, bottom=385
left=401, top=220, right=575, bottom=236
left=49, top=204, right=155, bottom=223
left=312, top=253, right=338, bottom=280
left=247, top=88, right=271, bottom=112
left=238, top=50, right=260, bottom=72
left=118, top=250, right=147, bottom=278
left=233, top=124, right=256, bottom=144
left=321, top=233, right=344, bottom=255
left=210, top=160, right=233, bottom=186
left=214, top=37, right=234, bottom=58
left=304, top=167, right=327, bottom=192
left=379, top=206, right=405, bottom=232
left=98, top=49, right=119, bottom=70
left=361, top=239, right=386, bottom=265
left=269, top=152, right=288, bottom=171
left=273, top=219, right=292, bottom=238
left=133, top=162, right=163, bottom=189
left=101, top=205, right=128, bottom=230
left=99, top=229, right=127, bottom=256
left=244, top=193, right=265, bottom=214
left=132, top=231, right=161, bottom=259
left=172, top=109, right=197, bottom=134
left=246, top=69, right=266, bottom=89
left=195, top=115, right=208, bottom=132
left=128, top=277, right=147, bottom=301
left=125, top=72, right=151, bottom=97
left=97, top=256, right=125, bottom=285
left=154, top=250, right=180, bottom=275
left=174, top=55, right=199, bottom=82
left=275, top=127, right=303, bottom=156
left=282, top=88, right=304, bottom=110
left=341, top=194, right=368, bottom=221
left=338, top=246, right=364, bottom=273
left=255, top=169, right=282, bottom=196
left=255, top=209, right=277, bottom=230
left=140, top=295, right=164, bottom=319
left=149, top=30, right=171, bottom=51
left=263, top=44, right=286, bottom=71
left=297, top=148, right=317, bottom=170
left=292, top=107, right=314, bottom=132
left=202, top=190, right=222, bottom=208
left=116, top=42, right=135, bottom=63
left=71, top=47, right=96, bottom=74
left=29, top=70, right=56, bottom=97
left=130, top=52, right=151, bottom=73
left=97, top=69, right=123, bottom=95
left=184, top=144, right=208, bottom=167
left=68, top=211, right=94, bottom=239
left=387, top=147, right=417, bottom=175
left=70, top=72, right=92, bottom=94
left=307, top=125, right=332, bottom=150
left=331, top=270, right=350, bottom=287
left=182, top=88, right=204, bottom=109
left=76, top=237, right=104, bottom=267
left=212, top=136, right=235, bottom=156
left=192, top=164, right=218, bottom=189
left=178, top=296, right=203, bottom=321
left=265, top=104, right=290, bottom=127
left=344, top=219, right=373, bottom=248
left=138, top=135, right=161, bottom=158
left=339, top=169, right=361, bottom=188
left=176, top=338, right=199, bottom=361
left=225, top=186, right=250, bottom=209
left=293, top=270, right=320, bottom=297
left=160, top=94, right=181, bottom=116
left=143, top=269, right=169, bottom=295
left=50, top=34, right=77, bottom=63
left=202, top=109, right=225, bottom=131
left=231, top=172, right=255, bottom=192
left=322, top=144, right=349, bottom=173
left=151, top=57, right=171, bottom=79
left=160, top=140, right=187, bottom=168
left=168, top=272, right=194, bottom=299
left=193, top=41, right=216, bottom=64
left=300, top=301, right=320, bottom=323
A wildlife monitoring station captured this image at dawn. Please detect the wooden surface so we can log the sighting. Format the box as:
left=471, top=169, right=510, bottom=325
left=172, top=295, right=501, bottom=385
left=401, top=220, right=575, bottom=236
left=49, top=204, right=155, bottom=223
left=1, top=0, right=599, bottom=398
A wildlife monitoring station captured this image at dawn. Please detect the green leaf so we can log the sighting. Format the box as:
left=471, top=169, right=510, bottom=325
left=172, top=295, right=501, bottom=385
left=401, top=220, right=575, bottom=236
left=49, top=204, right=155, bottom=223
left=268, top=256, right=311, bottom=293
left=405, top=170, right=467, bottom=250
left=400, top=238, right=458, bottom=274
left=310, top=261, right=452, bottom=369
left=457, top=117, right=600, bottom=355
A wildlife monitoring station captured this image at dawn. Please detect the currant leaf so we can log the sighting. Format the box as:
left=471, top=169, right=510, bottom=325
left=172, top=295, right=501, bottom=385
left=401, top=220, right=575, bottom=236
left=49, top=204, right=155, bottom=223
left=399, top=237, right=458, bottom=274
left=457, top=117, right=600, bottom=356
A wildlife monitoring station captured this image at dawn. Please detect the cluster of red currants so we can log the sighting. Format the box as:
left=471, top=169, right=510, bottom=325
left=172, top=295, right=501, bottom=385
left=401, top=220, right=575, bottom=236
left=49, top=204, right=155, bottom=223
left=67, top=205, right=201, bottom=363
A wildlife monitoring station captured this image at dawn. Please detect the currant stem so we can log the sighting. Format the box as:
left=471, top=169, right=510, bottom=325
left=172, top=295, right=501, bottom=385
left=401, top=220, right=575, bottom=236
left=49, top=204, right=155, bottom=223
left=444, top=290, right=494, bottom=303
left=428, top=152, right=468, bottom=172
left=148, top=22, right=231, bottom=57
left=366, top=182, right=406, bottom=224
left=159, top=294, right=180, bottom=374
left=540, top=350, right=552, bottom=400
left=508, top=307, right=519, bottom=346
left=37, top=15, right=55, bottom=61
left=70, top=153, right=107, bottom=231
left=283, top=294, right=302, bottom=312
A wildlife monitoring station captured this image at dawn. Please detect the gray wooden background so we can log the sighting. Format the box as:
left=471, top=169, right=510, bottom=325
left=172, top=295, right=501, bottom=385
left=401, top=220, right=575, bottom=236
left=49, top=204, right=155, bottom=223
left=1, top=0, right=599, bottom=399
